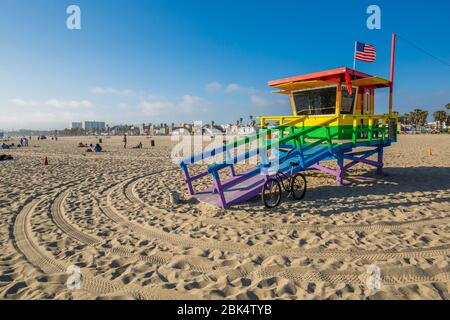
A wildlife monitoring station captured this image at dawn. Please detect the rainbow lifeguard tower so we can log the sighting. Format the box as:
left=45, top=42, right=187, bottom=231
left=180, top=35, right=398, bottom=209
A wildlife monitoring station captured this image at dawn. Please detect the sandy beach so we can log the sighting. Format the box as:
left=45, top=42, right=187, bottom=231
left=0, top=134, right=449, bottom=300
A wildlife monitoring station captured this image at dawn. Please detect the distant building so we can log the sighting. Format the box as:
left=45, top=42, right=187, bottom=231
left=171, top=128, right=191, bottom=136
left=140, top=123, right=153, bottom=136
left=84, top=121, right=106, bottom=133
left=110, top=125, right=128, bottom=136
left=72, top=122, right=83, bottom=129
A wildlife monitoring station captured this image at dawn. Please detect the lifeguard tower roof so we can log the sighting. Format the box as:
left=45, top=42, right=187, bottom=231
left=268, top=67, right=390, bottom=93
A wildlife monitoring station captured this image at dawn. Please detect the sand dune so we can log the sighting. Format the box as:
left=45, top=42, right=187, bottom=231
left=0, top=134, right=449, bottom=299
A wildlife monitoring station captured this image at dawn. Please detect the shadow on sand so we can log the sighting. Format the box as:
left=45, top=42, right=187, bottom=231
left=239, top=166, right=450, bottom=216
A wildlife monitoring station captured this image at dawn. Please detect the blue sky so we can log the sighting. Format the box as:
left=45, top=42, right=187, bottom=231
left=0, top=0, right=449, bottom=130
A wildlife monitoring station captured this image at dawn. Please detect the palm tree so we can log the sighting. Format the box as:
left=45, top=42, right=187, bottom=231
left=410, top=109, right=428, bottom=132
left=398, top=113, right=407, bottom=125
left=249, top=115, right=256, bottom=127
left=433, top=110, right=447, bottom=130
left=399, top=112, right=413, bottom=126
left=446, top=103, right=450, bottom=110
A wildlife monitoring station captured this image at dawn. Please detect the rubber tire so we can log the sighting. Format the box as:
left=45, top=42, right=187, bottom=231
left=291, top=173, right=307, bottom=200
left=262, top=178, right=282, bottom=208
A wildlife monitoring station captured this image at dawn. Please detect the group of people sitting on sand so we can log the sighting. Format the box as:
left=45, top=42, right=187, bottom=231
left=0, top=143, right=11, bottom=150
left=19, top=137, right=29, bottom=147
left=86, top=144, right=103, bottom=153
left=79, top=142, right=103, bottom=153
left=1, top=142, right=26, bottom=149
left=78, top=139, right=144, bottom=152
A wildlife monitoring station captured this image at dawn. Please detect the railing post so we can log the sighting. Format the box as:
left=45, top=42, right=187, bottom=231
left=259, top=117, right=265, bottom=129
left=289, top=127, right=298, bottom=149
left=368, top=117, right=373, bottom=143
left=297, top=132, right=305, bottom=168
left=211, top=170, right=227, bottom=208
left=352, top=117, right=358, bottom=145
left=336, top=84, right=342, bottom=116
left=377, top=146, right=384, bottom=175
left=229, top=165, right=236, bottom=177
left=381, top=117, right=387, bottom=142
left=336, top=151, right=344, bottom=186
left=180, top=163, right=195, bottom=195
left=225, top=149, right=236, bottom=177
left=326, top=126, right=333, bottom=152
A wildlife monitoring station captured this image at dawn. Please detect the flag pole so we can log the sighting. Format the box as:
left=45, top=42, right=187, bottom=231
left=389, top=33, right=397, bottom=115
left=353, top=41, right=357, bottom=70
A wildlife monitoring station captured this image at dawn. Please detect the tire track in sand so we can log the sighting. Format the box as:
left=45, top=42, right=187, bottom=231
left=108, top=178, right=450, bottom=285
left=252, top=265, right=450, bottom=285
left=101, top=179, right=450, bottom=262
left=126, top=176, right=450, bottom=233
left=51, top=189, right=219, bottom=274
left=13, top=195, right=450, bottom=291
left=13, top=196, right=197, bottom=299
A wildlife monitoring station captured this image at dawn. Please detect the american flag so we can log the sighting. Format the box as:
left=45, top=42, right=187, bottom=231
left=355, top=41, right=376, bottom=62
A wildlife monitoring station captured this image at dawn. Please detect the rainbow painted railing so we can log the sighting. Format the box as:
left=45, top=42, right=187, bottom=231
left=179, top=114, right=397, bottom=208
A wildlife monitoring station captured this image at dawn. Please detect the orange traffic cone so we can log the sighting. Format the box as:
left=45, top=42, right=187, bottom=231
left=428, top=148, right=433, bottom=156
left=44, top=156, right=49, bottom=165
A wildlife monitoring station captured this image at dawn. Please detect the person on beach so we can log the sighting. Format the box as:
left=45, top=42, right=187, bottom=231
left=20, top=137, right=28, bottom=147
left=123, top=134, right=127, bottom=149
left=132, top=142, right=143, bottom=149
left=0, top=154, right=14, bottom=161
left=94, top=143, right=103, bottom=153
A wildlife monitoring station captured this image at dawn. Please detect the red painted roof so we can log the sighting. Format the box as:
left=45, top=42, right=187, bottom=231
left=268, top=67, right=373, bottom=87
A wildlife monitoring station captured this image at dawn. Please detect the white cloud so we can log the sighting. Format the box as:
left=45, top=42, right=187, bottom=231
left=10, top=98, right=93, bottom=109
left=179, top=95, right=208, bottom=113
left=90, top=87, right=136, bottom=97
left=140, top=100, right=175, bottom=116
left=250, top=95, right=269, bottom=107
left=225, top=83, right=259, bottom=95
left=0, top=110, right=96, bottom=129
left=205, top=82, right=259, bottom=95
left=45, top=99, right=93, bottom=109
left=205, top=82, right=223, bottom=93
left=9, top=99, right=39, bottom=107
left=140, top=95, right=209, bottom=116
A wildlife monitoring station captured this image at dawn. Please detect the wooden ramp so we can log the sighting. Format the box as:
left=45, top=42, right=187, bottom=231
left=194, top=172, right=266, bottom=207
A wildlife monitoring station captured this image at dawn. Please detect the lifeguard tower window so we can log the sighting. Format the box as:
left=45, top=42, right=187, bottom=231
left=293, top=87, right=336, bottom=115
left=340, top=86, right=356, bottom=114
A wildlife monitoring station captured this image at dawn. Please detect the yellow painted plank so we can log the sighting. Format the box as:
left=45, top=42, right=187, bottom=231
left=273, top=80, right=335, bottom=91
left=351, top=76, right=390, bottom=88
